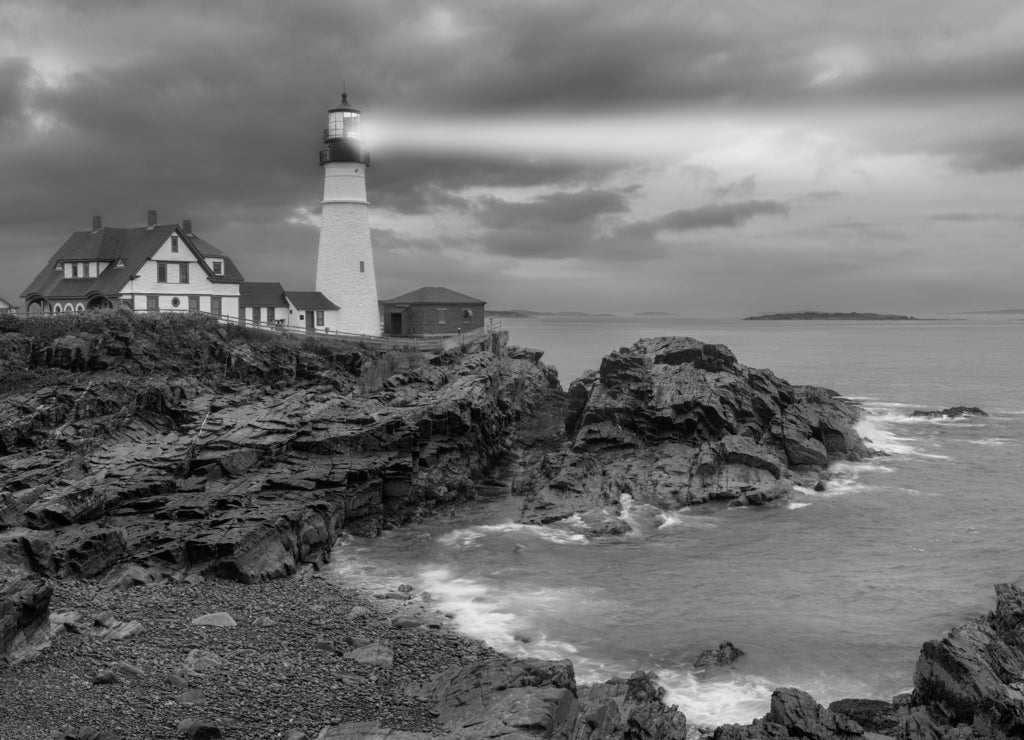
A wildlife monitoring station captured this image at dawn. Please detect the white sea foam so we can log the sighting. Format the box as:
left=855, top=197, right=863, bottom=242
left=966, top=438, right=1017, bottom=447
left=657, top=668, right=774, bottom=726
left=787, top=502, right=811, bottom=510
left=417, top=566, right=587, bottom=661
left=438, top=521, right=588, bottom=548
left=656, top=509, right=719, bottom=530
left=856, top=412, right=953, bottom=460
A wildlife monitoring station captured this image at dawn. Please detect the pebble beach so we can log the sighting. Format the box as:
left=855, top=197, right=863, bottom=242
left=1, top=567, right=501, bottom=739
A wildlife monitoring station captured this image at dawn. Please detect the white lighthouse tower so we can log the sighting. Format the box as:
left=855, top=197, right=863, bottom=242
left=314, top=92, right=380, bottom=335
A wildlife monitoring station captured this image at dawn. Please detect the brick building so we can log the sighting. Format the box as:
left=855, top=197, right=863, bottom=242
left=379, top=287, right=485, bottom=337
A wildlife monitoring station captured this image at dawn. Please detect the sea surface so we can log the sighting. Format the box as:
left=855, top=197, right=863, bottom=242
left=333, top=316, right=1024, bottom=726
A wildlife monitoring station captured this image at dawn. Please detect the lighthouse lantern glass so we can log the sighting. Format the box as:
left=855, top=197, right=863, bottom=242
left=327, top=110, right=360, bottom=140
left=342, top=111, right=360, bottom=139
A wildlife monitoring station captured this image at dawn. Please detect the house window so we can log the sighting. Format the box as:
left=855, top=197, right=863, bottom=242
left=146, top=295, right=159, bottom=313
left=253, top=307, right=261, bottom=325
left=83, top=263, right=90, bottom=278
left=179, top=263, right=189, bottom=283
left=437, top=308, right=446, bottom=324
left=267, top=307, right=276, bottom=324
left=315, top=310, right=324, bottom=327
left=171, top=297, right=181, bottom=308
left=157, top=263, right=168, bottom=283
left=211, top=297, right=222, bottom=316
left=188, top=296, right=200, bottom=313
left=359, top=261, right=365, bottom=273
left=298, top=313, right=305, bottom=321
left=211, top=260, right=223, bottom=275
left=171, top=235, right=179, bottom=252
left=71, top=263, right=79, bottom=278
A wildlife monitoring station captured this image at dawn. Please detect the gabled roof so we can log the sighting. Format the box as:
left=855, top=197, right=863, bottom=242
left=285, top=291, right=339, bottom=311
left=21, top=225, right=244, bottom=300
left=0, top=295, right=16, bottom=310
left=22, top=225, right=177, bottom=300
left=380, top=286, right=485, bottom=305
left=190, top=235, right=245, bottom=283
left=239, top=282, right=289, bottom=307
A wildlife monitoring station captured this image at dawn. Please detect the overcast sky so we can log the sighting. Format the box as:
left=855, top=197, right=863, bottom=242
left=2, top=0, right=1022, bottom=316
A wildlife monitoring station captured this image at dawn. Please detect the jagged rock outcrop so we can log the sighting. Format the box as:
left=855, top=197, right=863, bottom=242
left=408, top=656, right=687, bottom=739
left=898, top=581, right=1024, bottom=740
left=517, top=337, right=869, bottom=527
left=0, top=312, right=561, bottom=663
left=713, top=687, right=866, bottom=739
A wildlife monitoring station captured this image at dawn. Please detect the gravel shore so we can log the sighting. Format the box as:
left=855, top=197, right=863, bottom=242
left=1, top=567, right=502, bottom=739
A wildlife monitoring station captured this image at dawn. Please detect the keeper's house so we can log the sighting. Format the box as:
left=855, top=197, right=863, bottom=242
left=0, top=296, right=16, bottom=313
left=21, top=212, right=245, bottom=317
left=379, top=287, right=485, bottom=337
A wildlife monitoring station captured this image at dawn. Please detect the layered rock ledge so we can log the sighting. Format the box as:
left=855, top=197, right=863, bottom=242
left=516, top=336, right=870, bottom=528
left=0, top=312, right=560, bottom=667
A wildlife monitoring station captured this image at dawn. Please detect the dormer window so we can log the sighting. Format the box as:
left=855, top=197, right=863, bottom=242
left=171, top=235, right=179, bottom=252
left=211, top=260, right=223, bottom=276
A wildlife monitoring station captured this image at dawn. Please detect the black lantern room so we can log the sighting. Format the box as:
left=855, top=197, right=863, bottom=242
left=320, top=93, right=369, bottom=166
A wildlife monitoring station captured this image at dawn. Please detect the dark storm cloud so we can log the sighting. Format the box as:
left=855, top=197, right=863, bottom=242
left=476, top=189, right=629, bottom=229
left=947, top=134, right=1024, bottom=173
left=620, top=200, right=789, bottom=239
left=0, top=58, right=31, bottom=129
left=474, top=189, right=631, bottom=259
left=369, top=152, right=615, bottom=215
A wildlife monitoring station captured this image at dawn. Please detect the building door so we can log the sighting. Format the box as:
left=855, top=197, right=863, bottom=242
left=389, top=312, right=403, bottom=335
left=146, top=295, right=159, bottom=313
left=188, top=296, right=200, bottom=313
left=305, top=311, right=315, bottom=335
left=210, top=296, right=222, bottom=316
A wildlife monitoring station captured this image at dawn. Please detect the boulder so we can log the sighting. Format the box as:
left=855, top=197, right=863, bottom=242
left=899, top=581, right=1024, bottom=739
left=1, top=574, right=52, bottom=665
left=827, top=699, right=898, bottom=735
left=570, top=670, right=688, bottom=739
left=694, top=641, right=745, bottom=669
left=714, top=687, right=866, bottom=739
left=520, top=337, right=867, bottom=523
left=415, top=656, right=579, bottom=738
left=342, top=642, right=394, bottom=668
left=191, top=611, right=237, bottom=628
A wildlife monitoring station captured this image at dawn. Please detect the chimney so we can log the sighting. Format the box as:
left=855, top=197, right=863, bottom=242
left=147, top=210, right=157, bottom=230
left=91, top=216, right=102, bottom=233
left=182, top=218, right=193, bottom=236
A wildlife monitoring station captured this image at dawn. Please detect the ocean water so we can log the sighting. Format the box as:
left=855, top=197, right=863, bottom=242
left=333, top=316, right=1024, bottom=726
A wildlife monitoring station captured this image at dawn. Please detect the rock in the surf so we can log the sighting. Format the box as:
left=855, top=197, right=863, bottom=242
left=694, top=641, right=745, bottom=669
left=517, top=337, right=869, bottom=527
left=909, top=406, right=987, bottom=418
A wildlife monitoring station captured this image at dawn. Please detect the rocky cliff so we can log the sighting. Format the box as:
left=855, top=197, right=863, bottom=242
left=516, top=336, right=869, bottom=528
left=0, top=311, right=559, bottom=665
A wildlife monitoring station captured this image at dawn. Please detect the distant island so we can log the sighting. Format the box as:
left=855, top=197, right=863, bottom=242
left=634, top=311, right=674, bottom=316
left=745, top=311, right=919, bottom=321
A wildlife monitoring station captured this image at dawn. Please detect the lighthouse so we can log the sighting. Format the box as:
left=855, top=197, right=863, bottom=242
left=314, top=92, right=380, bottom=335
